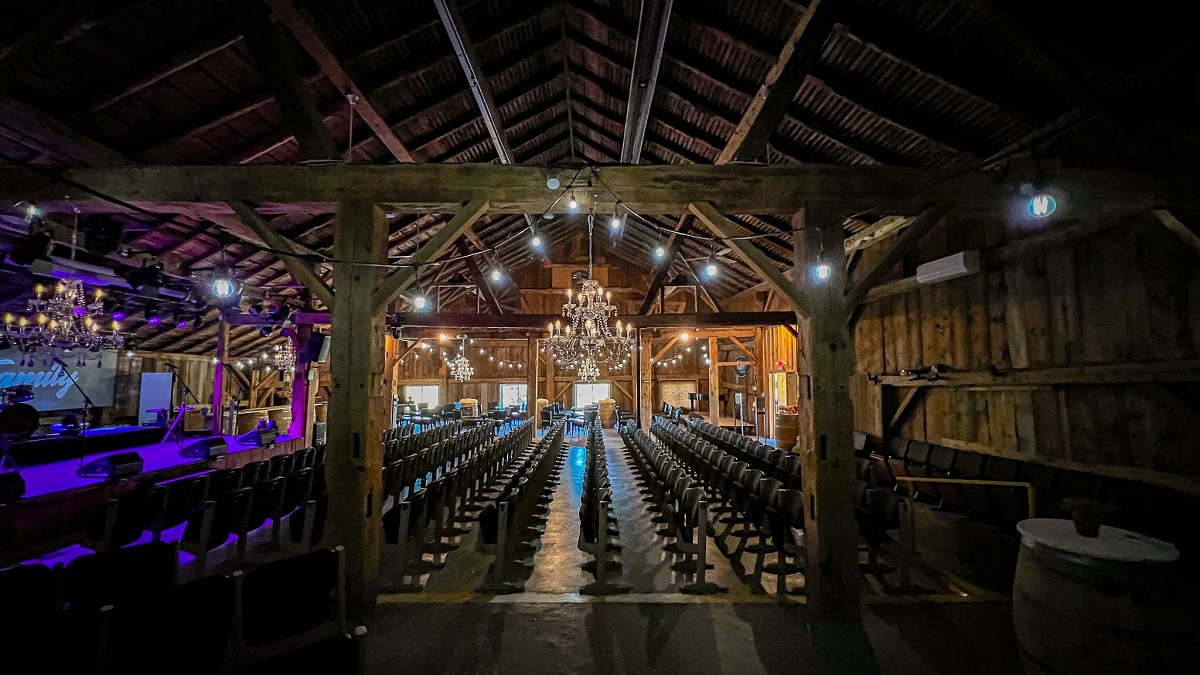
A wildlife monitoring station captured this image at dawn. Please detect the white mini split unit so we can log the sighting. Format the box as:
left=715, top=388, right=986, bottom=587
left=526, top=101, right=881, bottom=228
left=915, top=250, right=981, bottom=285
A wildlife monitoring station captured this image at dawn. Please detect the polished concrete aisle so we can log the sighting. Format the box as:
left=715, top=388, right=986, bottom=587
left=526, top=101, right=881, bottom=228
left=368, top=428, right=1022, bottom=674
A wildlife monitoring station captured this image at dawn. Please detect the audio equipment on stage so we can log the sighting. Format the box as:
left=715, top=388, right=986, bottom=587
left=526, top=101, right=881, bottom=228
left=76, top=451, right=144, bottom=479
left=1, top=385, right=35, bottom=405
left=0, top=471, right=26, bottom=503
left=236, top=428, right=278, bottom=447
left=180, top=436, right=229, bottom=460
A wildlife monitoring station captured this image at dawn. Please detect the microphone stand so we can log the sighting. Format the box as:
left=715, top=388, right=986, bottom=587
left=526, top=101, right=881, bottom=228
left=53, top=358, right=96, bottom=469
left=164, top=363, right=203, bottom=448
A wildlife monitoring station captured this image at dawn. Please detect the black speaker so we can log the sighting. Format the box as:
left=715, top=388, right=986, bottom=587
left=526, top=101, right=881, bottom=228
left=236, top=428, right=278, bottom=447
left=180, top=436, right=228, bottom=460
left=299, top=332, right=329, bottom=364
left=0, top=471, right=26, bottom=503
left=76, top=451, right=143, bottom=479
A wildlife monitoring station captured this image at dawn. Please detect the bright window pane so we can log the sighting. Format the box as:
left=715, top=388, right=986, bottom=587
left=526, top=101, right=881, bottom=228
left=573, top=383, right=611, bottom=407
left=499, top=383, right=527, bottom=407
left=403, top=385, right=440, bottom=408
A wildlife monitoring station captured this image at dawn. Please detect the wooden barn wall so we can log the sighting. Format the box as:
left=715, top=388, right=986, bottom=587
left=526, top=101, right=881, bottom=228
left=850, top=213, right=1200, bottom=491
left=100, top=351, right=217, bottom=424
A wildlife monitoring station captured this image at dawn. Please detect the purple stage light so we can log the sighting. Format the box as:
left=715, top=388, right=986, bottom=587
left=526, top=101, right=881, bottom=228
left=73, top=306, right=86, bottom=316
left=176, top=320, right=188, bottom=329
left=147, top=316, right=161, bottom=326
left=112, top=310, right=126, bottom=321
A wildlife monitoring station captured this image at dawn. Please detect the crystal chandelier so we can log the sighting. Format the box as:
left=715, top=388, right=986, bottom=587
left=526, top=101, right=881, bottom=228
left=268, top=339, right=296, bottom=380
left=1, top=280, right=124, bottom=366
left=544, top=215, right=636, bottom=383
left=449, top=334, right=474, bottom=382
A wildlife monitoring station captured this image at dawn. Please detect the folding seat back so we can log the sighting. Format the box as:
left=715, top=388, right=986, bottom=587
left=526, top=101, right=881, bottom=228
left=207, top=467, right=243, bottom=498
left=242, top=460, right=270, bottom=486
left=924, top=443, right=952, bottom=473
left=886, top=437, right=910, bottom=461
left=249, top=476, right=285, bottom=531
left=235, top=626, right=367, bottom=675
left=64, top=541, right=177, bottom=611
left=161, top=475, right=210, bottom=533
left=241, top=547, right=344, bottom=647
left=270, top=453, right=295, bottom=479
left=0, top=564, right=57, bottom=630
left=771, top=489, right=805, bottom=550
left=108, top=574, right=236, bottom=675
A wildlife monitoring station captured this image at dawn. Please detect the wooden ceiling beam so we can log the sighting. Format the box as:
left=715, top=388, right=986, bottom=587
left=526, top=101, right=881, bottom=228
left=0, top=0, right=92, bottom=95
left=728, top=0, right=838, bottom=163
left=266, top=0, right=414, bottom=162
left=620, top=0, right=673, bottom=164
left=234, top=0, right=340, bottom=161
left=844, top=203, right=953, bottom=308
left=372, top=199, right=490, bottom=312
left=228, top=201, right=334, bottom=309
left=86, top=29, right=242, bottom=113
left=9, top=163, right=1197, bottom=218
left=689, top=201, right=810, bottom=317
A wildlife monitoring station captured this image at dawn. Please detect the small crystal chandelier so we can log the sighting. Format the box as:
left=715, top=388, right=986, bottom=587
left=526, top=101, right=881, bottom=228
left=1, top=280, right=124, bottom=366
left=544, top=215, right=636, bottom=383
left=449, top=334, right=474, bottom=382
left=268, top=339, right=296, bottom=380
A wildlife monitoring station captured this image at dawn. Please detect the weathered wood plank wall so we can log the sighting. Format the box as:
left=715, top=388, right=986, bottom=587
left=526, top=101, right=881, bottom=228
left=849, top=214, right=1200, bottom=488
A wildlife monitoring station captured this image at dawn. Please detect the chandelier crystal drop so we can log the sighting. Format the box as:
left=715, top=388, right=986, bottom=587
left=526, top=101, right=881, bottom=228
left=544, top=215, right=636, bottom=383
left=449, top=334, right=474, bottom=382
left=1, top=280, right=124, bottom=366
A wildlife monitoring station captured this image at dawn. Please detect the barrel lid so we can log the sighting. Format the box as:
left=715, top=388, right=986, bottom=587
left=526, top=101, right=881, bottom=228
left=1017, top=518, right=1179, bottom=564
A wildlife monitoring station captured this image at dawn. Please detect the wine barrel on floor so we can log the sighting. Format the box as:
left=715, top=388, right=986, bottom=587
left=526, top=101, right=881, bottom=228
left=774, top=413, right=799, bottom=452
left=1012, top=518, right=1190, bottom=674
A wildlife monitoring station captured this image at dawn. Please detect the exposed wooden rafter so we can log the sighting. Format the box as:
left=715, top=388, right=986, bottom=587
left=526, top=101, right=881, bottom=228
left=620, top=0, right=673, bottom=164
left=266, top=0, right=415, bottom=163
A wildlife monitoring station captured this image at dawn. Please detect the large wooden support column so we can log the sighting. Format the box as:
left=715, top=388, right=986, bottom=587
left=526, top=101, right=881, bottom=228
left=795, top=204, right=861, bottom=621
left=708, top=337, right=720, bottom=425
left=639, top=331, right=653, bottom=429
left=327, top=200, right=389, bottom=618
left=211, top=316, right=228, bottom=435
left=288, top=324, right=313, bottom=445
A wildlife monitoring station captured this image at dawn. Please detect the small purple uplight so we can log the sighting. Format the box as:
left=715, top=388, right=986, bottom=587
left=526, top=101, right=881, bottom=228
left=112, top=310, right=126, bottom=321
left=147, top=316, right=162, bottom=326
left=73, top=306, right=87, bottom=316
left=176, top=320, right=188, bottom=329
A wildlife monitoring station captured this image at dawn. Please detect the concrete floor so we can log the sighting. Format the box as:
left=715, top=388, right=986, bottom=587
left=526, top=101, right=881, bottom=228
left=368, top=428, right=1022, bottom=674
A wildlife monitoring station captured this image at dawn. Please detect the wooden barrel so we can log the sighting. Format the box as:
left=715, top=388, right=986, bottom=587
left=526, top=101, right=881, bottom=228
left=1012, top=518, right=1189, bottom=674
left=598, top=398, right=616, bottom=428
left=774, top=413, right=799, bottom=451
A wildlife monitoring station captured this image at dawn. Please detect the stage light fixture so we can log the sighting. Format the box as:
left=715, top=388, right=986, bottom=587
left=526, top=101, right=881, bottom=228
left=145, top=305, right=161, bottom=326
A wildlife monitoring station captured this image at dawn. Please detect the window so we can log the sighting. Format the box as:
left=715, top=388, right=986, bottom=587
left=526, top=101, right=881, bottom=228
left=574, top=382, right=611, bottom=408
left=403, top=385, right=440, bottom=409
left=499, top=383, right=527, bottom=407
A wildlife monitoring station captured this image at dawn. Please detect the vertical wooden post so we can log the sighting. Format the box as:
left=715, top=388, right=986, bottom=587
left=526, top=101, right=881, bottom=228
left=530, top=336, right=540, bottom=403
left=708, top=337, right=720, bottom=425
left=211, top=316, right=228, bottom=435
left=288, top=324, right=312, bottom=444
left=794, top=204, right=860, bottom=620
left=639, top=330, right=653, bottom=429
left=327, top=199, right=388, bottom=618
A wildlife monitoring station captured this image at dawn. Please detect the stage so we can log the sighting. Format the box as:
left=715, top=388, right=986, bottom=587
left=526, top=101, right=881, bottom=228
left=0, top=431, right=305, bottom=565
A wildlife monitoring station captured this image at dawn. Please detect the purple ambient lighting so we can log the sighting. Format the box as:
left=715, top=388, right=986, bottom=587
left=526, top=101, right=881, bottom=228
left=147, top=316, right=161, bottom=326
left=112, top=310, right=126, bottom=321
left=73, top=306, right=87, bottom=316
left=176, top=320, right=188, bottom=329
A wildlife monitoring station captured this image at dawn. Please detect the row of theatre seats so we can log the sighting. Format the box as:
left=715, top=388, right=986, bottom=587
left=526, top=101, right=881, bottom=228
left=0, top=541, right=363, bottom=673
left=381, top=419, right=567, bottom=592
left=474, top=421, right=566, bottom=592
left=578, top=420, right=623, bottom=593
left=868, top=436, right=1199, bottom=553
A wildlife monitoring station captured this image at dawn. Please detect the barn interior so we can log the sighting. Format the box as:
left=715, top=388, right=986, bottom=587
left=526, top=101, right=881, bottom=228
left=1, top=1, right=1199, bottom=673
